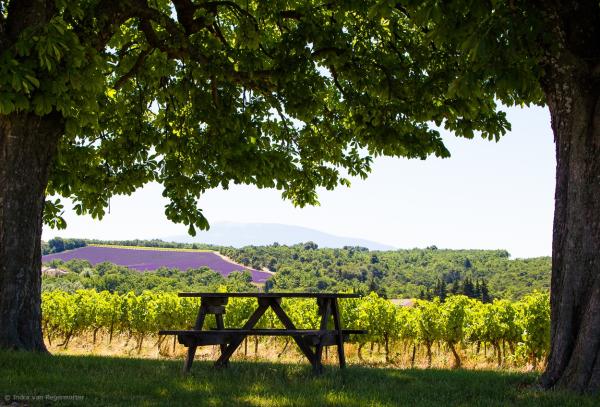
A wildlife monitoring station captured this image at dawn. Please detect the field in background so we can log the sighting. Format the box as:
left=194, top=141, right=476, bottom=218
left=42, top=238, right=552, bottom=300
left=42, top=245, right=271, bottom=282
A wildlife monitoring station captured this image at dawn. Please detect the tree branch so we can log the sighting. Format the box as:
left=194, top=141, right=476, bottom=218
left=172, top=0, right=204, bottom=34
left=139, top=18, right=190, bottom=60
left=199, top=1, right=258, bottom=28
left=0, top=12, right=5, bottom=49
left=279, top=10, right=302, bottom=20
left=209, top=20, right=230, bottom=49
left=329, top=65, right=349, bottom=99
left=83, top=0, right=139, bottom=51
left=81, top=0, right=282, bottom=95
left=114, top=47, right=153, bottom=90
left=312, top=47, right=345, bottom=58
left=394, top=4, right=411, bottom=19
left=372, top=61, right=393, bottom=100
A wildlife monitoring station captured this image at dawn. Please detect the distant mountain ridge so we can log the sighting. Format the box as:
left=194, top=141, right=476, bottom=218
left=165, top=222, right=396, bottom=251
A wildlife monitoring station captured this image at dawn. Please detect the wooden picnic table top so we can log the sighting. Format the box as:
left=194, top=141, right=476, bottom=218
left=178, top=292, right=361, bottom=298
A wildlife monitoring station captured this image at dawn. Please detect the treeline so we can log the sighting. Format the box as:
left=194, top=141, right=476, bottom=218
left=219, top=243, right=549, bottom=300
left=83, top=238, right=214, bottom=250
left=41, top=237, right=87, bottom=255
left=420, top=277, right=491, bottom=303
left=42, top=239, right=551, bottom=300
left=42, top=259, right=257, bottom=294
left=41, top=290, right=550, bottom=369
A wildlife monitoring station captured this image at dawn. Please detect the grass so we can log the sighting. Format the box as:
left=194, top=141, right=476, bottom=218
left=1, top=351, right=598, bottom=406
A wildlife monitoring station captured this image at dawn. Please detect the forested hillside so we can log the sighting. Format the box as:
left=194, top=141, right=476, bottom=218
left=42, top=239, right=550, bottom=300
left=219, top=244, right=550, bottom=300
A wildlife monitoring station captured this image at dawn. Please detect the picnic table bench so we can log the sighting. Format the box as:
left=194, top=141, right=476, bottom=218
left=159, top=292, right=366, bottom=373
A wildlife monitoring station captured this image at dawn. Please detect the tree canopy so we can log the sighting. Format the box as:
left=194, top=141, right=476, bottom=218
left=2, top=0, right=600, bottom=393
left=1, top=0, right=510, bottom=234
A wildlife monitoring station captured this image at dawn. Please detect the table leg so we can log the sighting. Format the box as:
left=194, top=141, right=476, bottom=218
left=215, top=301, right=269, bottom=367
left=215, top=313, right=227, bottom=358
left=269, top=299, right=318, bottom=368
left=314, top=298, right=332, bottom=373
left=331, top=299, right=346, bottom=368
left=184, top=306, right=207, bottom=373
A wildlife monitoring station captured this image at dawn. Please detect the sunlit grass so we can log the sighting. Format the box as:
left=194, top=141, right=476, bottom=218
left=1, top=351, right=598, bottom=406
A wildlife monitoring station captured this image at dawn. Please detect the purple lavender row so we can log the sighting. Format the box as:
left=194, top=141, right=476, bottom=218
left=42, top=246, right=271, bottom=283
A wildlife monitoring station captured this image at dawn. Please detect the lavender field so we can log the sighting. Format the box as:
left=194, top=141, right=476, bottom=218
left=42, top=246, right=271, bottom=282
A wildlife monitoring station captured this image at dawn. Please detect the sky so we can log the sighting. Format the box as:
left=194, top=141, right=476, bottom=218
left=42, top=105, right=556, bottom=259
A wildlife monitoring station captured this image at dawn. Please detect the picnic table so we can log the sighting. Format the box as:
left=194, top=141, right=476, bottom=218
left=159, top=292, right=366, bottom=373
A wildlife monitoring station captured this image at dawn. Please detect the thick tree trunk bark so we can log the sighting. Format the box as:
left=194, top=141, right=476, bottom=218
left=540, top=61, right=600, bottom=392
left=0, top=112, right=62, bottom=351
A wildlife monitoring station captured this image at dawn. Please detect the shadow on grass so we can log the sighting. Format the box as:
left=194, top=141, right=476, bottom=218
left=0, top=351, right=597, bottom=406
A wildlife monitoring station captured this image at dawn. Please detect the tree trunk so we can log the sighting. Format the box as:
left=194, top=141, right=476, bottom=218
left=277, top=338, right=289, bottom=358
left=493, top=341, right=502, bottom=368
left=357, top=342, right=364, bottom=361
left=426, top=341, right=432, bottom=368
left=0, top=112, right=62, bottom=351
left=449, top=342, right=461, bottom=369
left=384, top=335, right=390, bottom=363
left=540, top=46, right=600, bottom=392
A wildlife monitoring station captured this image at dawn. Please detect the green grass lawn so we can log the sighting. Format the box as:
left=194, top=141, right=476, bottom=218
left=0, top=351, right=597, bottom=406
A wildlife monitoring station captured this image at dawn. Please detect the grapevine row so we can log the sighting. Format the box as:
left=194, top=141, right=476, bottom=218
left=41, top=290, right=549, bottom=367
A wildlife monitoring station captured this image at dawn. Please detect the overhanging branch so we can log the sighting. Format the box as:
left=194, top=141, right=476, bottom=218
left=114, top=47, right=153, bottom=89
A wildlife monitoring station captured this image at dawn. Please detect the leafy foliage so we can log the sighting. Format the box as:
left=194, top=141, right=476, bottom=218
left=1, top=0, right=515, bottom=233
left=41, top=237, right=86, bottom=255
left=41, top=289, right=551, bottom=368
left=42, top=258, right=257, bottom=294
left=220, top=243, right=549, bottom=299
left=43, top=240, right=550, bottom=299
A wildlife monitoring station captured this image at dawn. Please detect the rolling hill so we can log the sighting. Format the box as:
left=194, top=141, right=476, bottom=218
left=165, top=222, right=396, bottom=251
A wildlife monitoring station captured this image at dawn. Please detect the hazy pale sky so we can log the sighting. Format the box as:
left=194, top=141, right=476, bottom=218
left=43, top=105, right=556, bottom=259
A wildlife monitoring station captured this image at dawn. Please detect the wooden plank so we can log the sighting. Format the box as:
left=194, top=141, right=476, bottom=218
left=184, top=344, right=197, bottom=372
left=164, top=329, right=325, bottom=336
left=214, top=303, right=269, bottom=367
left=201, top=297, right=229, bottom=306
left=269, top=299, right=317, bottom=366
left=177, top=331, right=351, bottom=347
left=160, top=329, right=366, bottom=336
left=316, top=333, right=347, bottom=347
left=180, top=333, right=351, bottom=347
left=215, top=313, right=227, bottom=356
left=314, top=298, right=332, bottom=373
left=331, top=299, right=346, bottom=368
left=194, top=307, right=207, bottom=330
left=203, top=305, right=226, bottom=315
left=317, top=298, right=329, bottom=316
left=178, top=292, right=362, bottom=298
left=178, top=334, right=232, bottom=347
left=184, top=306, right=207, bottom=373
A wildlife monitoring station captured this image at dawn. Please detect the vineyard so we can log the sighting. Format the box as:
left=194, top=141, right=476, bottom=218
left=41, top=290, right=550, bottom=369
